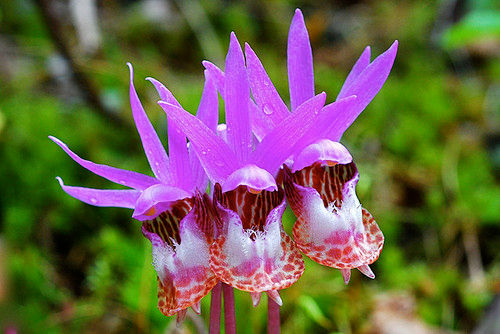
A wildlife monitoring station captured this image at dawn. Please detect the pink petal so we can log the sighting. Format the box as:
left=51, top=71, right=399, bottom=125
left=190, top=70, right=219, bottom=191
left=337, top=46, right=371, bottom=100
left=224, top=32, right=252, bottom=163
left=196, top=70, right=219, bottom=134
left=328, top=41, right=398, bottom=141
left=202, top=60, right=225, bottom=96
left=191, top=301, right=201, bottom=314
left=266, top=290, right=283, bottom=307
left=49, top=136, right=158, bottom=190
left=158, top=102, right=240, bottom=184
left=251, top=292, right=261, bottom=307
left=357, top=264, right=375, bottom=279
left=56, top=177, right=139, bottom=208
left=251, top=93, right=326, bottom=175
left=147, top=77, right=192, bottom=192
left=127, top=63, right=172, bottom=184
left=290, top=95, right=357, bottom=156
left=245, top=42, right=289, bottom=126
left=340, top=269, right=351, bottom=285
left=202, top=60, right=273, bottom=141
left=287, top=9, right=315, bottom=111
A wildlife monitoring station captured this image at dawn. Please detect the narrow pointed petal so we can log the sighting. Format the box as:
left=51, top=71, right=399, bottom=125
left=266, top=290, right=283, bottom=307
left=357, top=264, right=375, bottom=279
left=191, top=301, right=201, bottom=314
left=283, top=163, right=384, bottom=269
left=147, top=77, right=192, bottom=191
left=158, top=102, right=239, bottom=184
left=251, top=292, right=262, bottom=307
left=250, top=101, right=276, bottom=141
left=146, top=77, right=181, bottom=106
left=290, top=95, right=357, bottom=158
left=132, top=184, right=191, bottom=221
left=190, top=71, right=220, bottom=191
left=252, top=93, right=326, bottom=175
left=144, top=197, right=218, bottom=317
left=49, top=136, right=158, bottom=190
left=292, top=139, right=353, bottom=173
left=176, top=309, right=188, bottom=326
left=287, top=8, right=314, bottom=111
left=210, top=191, right=305, bottom=292
left=196, top=71, right=219, bottom=133
left=202, top=60, right=225, bottom=96
left=328, top=41, right=398, bottom=141
left=245, top=43, right=290, bottom=125
left=56, top=177, right=139, bottom=208
left=340, top=269, right=351, bottom=285
left=127, top=63, right=172, bottom=184
left=337, top=46, right=371, bottom=99
left=202, top=60, right=272, bottom=141
left=225, top=32, right=252, bottom=162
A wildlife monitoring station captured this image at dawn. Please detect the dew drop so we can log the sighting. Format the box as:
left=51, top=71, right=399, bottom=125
left=90, top=198, right=97, bottom=204
left=263, top=106, right=273, bottom=115
left=202, top=150, right=207, bottom=155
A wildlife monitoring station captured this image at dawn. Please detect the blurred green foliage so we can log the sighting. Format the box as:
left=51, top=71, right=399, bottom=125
left=0, top=0, right=498, bottom=333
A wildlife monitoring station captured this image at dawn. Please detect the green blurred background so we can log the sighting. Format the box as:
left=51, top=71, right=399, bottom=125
left=0, top=0, right=498, bottom=333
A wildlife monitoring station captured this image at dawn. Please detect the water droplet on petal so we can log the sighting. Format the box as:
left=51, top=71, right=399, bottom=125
left=90, top=198, right=97, bottom=204
left=263, top=105, right=273, bottom=115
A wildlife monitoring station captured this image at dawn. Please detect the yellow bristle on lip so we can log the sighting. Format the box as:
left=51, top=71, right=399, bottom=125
left=326, top=161, right=337, bottom=167
left=248, top=187, right=262, bottom=194
left=145, top=207, right=156, bottom=216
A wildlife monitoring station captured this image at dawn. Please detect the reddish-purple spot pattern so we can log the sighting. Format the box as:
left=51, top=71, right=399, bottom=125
left=284, top=162, right=384, bottom=269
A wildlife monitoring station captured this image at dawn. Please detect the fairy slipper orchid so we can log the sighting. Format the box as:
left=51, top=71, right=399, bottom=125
left=159, top=32, right=355, bottom=305
left=241, top=9, right=397, bottom=283
left=51, top=63, right=219, bottom=318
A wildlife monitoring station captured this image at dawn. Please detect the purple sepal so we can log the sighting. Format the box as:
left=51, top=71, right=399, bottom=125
left=251, top=93, right=326, bottom=175
left=127, top=63, right=172, bottom=184
left=49, top=136, right=158, bottom=190
left=158, top=102, right=240, bottom=184
left=287, top=9, right=315, bottom=111
left=329, top=41, right=398, bottom=141
left=147, top=77, right=192, bottom=192
left=56, top=177, right=140, bottom=209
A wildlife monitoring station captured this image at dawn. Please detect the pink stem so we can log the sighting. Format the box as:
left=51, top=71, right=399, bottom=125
left=222, top=283, right=236, bottom=334
left=209, top=282, right=222, bottom=334
left=267, top=298, right=280, bottom=334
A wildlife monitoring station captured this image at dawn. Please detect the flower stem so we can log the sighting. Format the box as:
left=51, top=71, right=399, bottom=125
left=222, top=283, right=236, bottom=334
left=209, top=282, right=222, bottom=334
left=267, top=298, right=280, bottom=334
